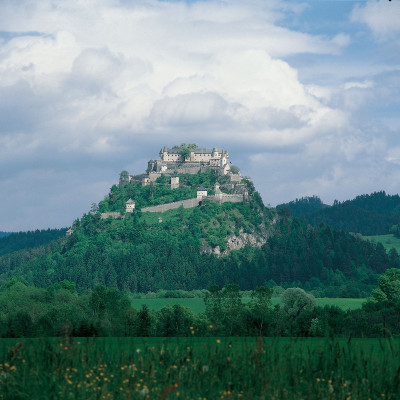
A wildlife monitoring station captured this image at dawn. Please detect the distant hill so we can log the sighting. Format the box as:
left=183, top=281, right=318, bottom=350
left=277, top=191, right=400, bottom=236
left=0, top=228, right=68, bottom=256
left=0, top=232, right=10, bottom=239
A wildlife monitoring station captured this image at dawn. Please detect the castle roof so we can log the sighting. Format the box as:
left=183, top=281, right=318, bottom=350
left=126, top=198, right=135, bottom=204
left=197, top=186, right=206, bottom=191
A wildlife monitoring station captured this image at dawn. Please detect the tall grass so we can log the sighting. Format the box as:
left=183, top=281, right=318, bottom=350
left=1, top=337, right=399, bottom=399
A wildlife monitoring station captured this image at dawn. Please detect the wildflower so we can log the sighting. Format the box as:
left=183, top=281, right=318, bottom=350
left=202, top=365, right=209, bottom=372
left=209, top=325, right=213, bottom=329
left=216, top=339, right=221, bottom=344
left=140, top=387, right=149, bottom=396
left=136, top=348, right=141, bottom=354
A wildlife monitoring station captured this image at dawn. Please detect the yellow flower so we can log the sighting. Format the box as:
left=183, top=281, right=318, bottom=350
left=216, top=339, right=221, bottom=344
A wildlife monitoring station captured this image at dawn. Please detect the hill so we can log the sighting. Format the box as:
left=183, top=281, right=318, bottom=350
left=0, top=232, right=10, bottom=239
left=0, top=167, right=398, bottom=297
left=277, top=191, right=400, bottom=235
left=0, top=228, right=68, bottom=256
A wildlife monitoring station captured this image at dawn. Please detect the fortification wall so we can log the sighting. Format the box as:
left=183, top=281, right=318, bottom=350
left=141, top=198, right=201, bottom=213
left=210, top=194, right=244, bottom=204
left=101, top=212, right=123, bottom=219
left=141, top=194, right=244, bottom=213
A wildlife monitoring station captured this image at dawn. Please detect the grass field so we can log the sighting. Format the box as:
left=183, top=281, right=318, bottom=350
left=1, top=336, right=399, bottom=399
left=141, top=207, right=195, bottom=225
left=363, top=233, right=400, bottom=253
left=131, top=297, right=365, bottom=313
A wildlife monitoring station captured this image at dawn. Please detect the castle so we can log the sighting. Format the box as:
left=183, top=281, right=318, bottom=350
left=113, top=145, right=248, bottom=215
left=122, top=146, right=232, bottom=186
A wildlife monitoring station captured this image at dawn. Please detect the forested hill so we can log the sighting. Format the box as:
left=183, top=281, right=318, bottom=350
left=277, top=191, right=400, bottom=235
left=0, top=172, right=398, bottom=298
left=0, top=228, right=68, bottom=256
left=0, top=232, right=10, bottom=239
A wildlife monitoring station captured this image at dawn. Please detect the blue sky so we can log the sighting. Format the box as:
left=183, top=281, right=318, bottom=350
left=0, top=0, right=399, bottom=231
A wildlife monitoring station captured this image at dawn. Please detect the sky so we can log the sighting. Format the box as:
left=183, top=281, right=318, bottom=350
left=0, top=0, right=399, bottom=231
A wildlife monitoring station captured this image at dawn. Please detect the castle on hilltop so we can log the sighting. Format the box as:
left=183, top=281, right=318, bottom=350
left=114, top=145, right=248, bottom=215
left=122, top=146, right=236, bottom=186
left=149, top=146, right=230, bottom=175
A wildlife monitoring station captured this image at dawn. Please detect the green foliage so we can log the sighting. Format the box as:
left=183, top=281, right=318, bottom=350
left=278, top=191, right=400, bottom=235
left=371, top=268, right=400, bottom=304
left=171, top=143, right=198, bottom=160
left=0, top=228, right=67, bottom=256
left=119, top=170, right=129, bottom=183
left=389, top=223, right=400, bottom=238
left=277, top=195, right=326, bottom=217
left=99, top=182, right=197, bottom=212
left=0, top=172, right=399, bottom=298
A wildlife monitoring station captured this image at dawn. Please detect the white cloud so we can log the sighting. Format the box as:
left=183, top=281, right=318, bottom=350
left=0, top=0, right=398, bottom=230
left=351, top=0, right=400, bottom=39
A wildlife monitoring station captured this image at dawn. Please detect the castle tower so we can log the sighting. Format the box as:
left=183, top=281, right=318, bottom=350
left=125, top=199, right=136, bottom=213
left=197, top=186, right=207, bottom=199
left=171, top=176, right=180, bottom=190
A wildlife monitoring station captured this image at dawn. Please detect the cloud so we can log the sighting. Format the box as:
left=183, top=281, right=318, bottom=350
left=351, top=0, right=400, bottom=40
left=0, top=0, right=398, bottom=230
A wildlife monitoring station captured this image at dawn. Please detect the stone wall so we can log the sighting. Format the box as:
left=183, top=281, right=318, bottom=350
left=141, top=194, right=244, bottom=213
left=210, top=194, right=244, bottom=204
left=141, top=198, right=201, bottom=213
left=101, top=212, right=123, bottom=219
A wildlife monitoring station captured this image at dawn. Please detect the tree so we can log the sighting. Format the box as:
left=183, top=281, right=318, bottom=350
left=221, top=284, right=244, bottom=335
left=249, top=285, right=273, bottom=336
left=137, top=305, right=152, bottom=336
left=180, top=147, right=191, bottom=161
left=230, top=166, right=240, bottom=174
left=90, top=203, right=99, bottom=214
left=281, top=288, right=316, bottom=317
left=371, top=268, right=400, bottom=304
left=119, top=170, right=129, bottom=183
left=281, top=288, right=316, bottom=335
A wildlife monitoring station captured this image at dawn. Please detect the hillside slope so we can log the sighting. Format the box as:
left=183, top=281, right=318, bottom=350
left=278, top=191, right=400, bottom=235
left=0, top=228, right=67, bottom=256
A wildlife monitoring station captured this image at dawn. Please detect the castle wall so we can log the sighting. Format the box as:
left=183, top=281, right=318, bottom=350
left=210, top=194, right=244, bottom=204
left=141, top=194, right=244, bottom=213
left=101, top=212, right=123, bottom=219
left=141, top=198, right=201, bottom=213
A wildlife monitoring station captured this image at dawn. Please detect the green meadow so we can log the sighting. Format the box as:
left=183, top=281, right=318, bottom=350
left=1, top=336, right=399, bottom=399
left=363, top=233, right=400, bottom=253
left=131, top=297, right=365, bottom=314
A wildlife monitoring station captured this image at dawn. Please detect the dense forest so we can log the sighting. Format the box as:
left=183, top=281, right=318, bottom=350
left=277, top=191, right=400, bottom=235
left=0, top=232, right=10, bottom=239
left=0, top=228, right=67, bottom=256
